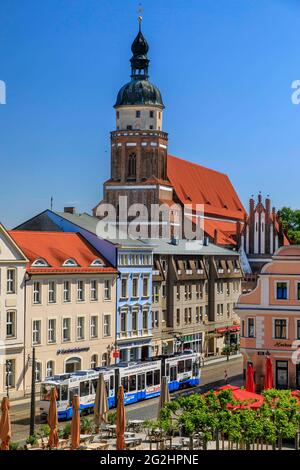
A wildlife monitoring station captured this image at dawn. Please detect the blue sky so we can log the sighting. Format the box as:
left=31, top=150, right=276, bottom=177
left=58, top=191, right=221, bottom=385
left=1, top=0, right=300, bottom=228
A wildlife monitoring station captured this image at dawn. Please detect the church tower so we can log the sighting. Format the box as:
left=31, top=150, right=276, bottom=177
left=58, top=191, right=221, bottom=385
left=94, top=18, right=174, bottom=224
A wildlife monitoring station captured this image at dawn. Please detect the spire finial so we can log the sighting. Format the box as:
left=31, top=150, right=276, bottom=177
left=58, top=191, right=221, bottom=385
left=137, top=3, right=143, bottom=31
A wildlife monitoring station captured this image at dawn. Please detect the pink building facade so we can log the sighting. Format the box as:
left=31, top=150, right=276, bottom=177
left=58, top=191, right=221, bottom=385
left=236, top=246, right=300, bottom=390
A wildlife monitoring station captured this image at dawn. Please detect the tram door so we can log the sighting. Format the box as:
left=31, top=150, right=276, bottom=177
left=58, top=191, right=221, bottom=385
left=137, top=373, right=145, bottom=400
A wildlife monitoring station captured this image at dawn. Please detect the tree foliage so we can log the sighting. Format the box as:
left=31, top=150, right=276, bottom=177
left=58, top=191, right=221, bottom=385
left=278, top=207, right=300, bottom=243
left=158, top=388, right=300, bottom=446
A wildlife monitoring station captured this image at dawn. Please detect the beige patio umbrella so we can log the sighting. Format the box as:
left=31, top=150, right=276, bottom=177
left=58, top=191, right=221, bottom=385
left=71, top=395, right=81, bottom=450
left=0, top=397, right=11, bottom=451
left=94, top=373, right=109, bottom=434
left=47, top=387, right=59, bottom=449
left=157, top=376, right=170, bottom=419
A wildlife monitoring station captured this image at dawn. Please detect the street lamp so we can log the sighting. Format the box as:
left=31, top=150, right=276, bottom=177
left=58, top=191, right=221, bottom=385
left=28, top=346, right=36, bottom=437
left=5, top=360, right=11, bottom=399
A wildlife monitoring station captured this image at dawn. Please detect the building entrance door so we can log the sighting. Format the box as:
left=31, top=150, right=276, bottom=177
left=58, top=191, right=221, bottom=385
left=276, top=360, right=288, bottom=389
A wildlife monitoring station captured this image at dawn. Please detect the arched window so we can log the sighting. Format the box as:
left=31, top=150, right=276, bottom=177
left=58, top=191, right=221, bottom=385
left=63, top=258, right=78, bottom=267
left=46, top=360, right=54, bottom=377
left=32, top=258, right=49, bottom=267
left=65, top=357, right=81, bottom=373
left=127, top=153, right=136, bottom=179
left=90, top=259, right=104, bottom=267
left=91, top=354, right=98, bottom=369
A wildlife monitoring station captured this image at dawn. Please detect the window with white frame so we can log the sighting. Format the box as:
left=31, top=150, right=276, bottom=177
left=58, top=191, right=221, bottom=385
left=217, top=304, right=224, bottom=316
left=90, top=280, right=98, bottom=301
left=121, top=278, right=128, bottom=299
left=297, top=283, right=300, bottom=301
left=247, top=318, right=255, bottom=338
left=227, top=303, right=231, bottom=318
left=274, top=319, right=287, bottom=339
left=152, top=310, right=159, bottom=328
left=63, top=281, right=70, bottom=302
left=196, top=283, right=203, bottom=299
left=142, top=309, right=148, bottom=330
left=103, top=315, right=111, bottom=337
left=120, top=309, right=127, bottom=334
left=6, top=311, right=16, bottom=338
left=77, top=280, right=85, bottom=301
left=104, top=279, right=111, bottom=300
left=35, top=362, right=42, bottom=382
left=142, top=275, right=149, bottom=297
left=7, top=269, right=16, bottom=294
left=46, top=361, right=54, bottom=377
left=90, top=315, right=98, bottom=338
left=196, top=306, right=203, bottom=323
left=5, top=360, right=15, bottom=388
left=90, top=354, right=98, bottom=369
left=77, top=317, right=85, bottom=340
left=32, top=320, right=41, bottom=344
left=132, top=277, right=139, bottom=298
left=48, top=281, right=56, bottom=303
left=296, top=319, right=300, bottom=340
left=217, top=281, right=223, bottom=294
left=152, top=284, right=159, bottom=303
left=176, top=308, right=180, bottom=326
left=33, top=282, right=41, bottom=304
left=132, top=309, right=138, bottom=332
left=62, top=318, right=71, bottom=342
left=276, top=282, right=288, bottom=300
left=48, top=319, right=56, bottom=343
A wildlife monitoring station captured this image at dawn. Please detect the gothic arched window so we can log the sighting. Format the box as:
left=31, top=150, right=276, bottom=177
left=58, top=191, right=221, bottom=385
left=127, top=153, right=136, bottom=180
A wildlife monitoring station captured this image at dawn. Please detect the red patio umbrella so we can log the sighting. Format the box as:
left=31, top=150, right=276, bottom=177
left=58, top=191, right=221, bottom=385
left=264, top=356, right=274, bottom=390
left=246, top=363, right=255, bottom=393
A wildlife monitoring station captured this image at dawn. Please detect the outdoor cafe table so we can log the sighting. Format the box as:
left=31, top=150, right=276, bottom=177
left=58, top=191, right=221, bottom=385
left=127, top=419, right=144, bottom=432
left=104, top=424, right=117, bottom=437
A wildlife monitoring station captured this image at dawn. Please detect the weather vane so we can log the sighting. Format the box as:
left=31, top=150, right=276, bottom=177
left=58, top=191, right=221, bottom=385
left=137, top=2, right=143, bottom=30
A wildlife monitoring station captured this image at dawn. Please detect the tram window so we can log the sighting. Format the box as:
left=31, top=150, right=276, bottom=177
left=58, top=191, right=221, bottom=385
left=170, top=366, right=177, bottom=381
left=90, top=379, right=97, bottom=394
left=138, top=373, right=145, bottom=390
left=166, top=364, right=170, bottom=376
left=60, top=385, right=68, bottom=401
left=193, top=361, right=199, bottom=376
left=121, top=376, right=129, bottom=392
left=185, top=359, right=192, bottom=372
left=69, top=387, right=79, bottom=404
left=105, top=381, right=109, bottom=395
left=146, top=371, right=153, bottom=387
left=178, top=360, right=185, bottom=374
left=110, top=375, right=114, bottom=390
left=129, top=374, right=137, bottom=392
left=154, top=370, right=160, bottom=385
left=80, top=380, right=90, bottom=397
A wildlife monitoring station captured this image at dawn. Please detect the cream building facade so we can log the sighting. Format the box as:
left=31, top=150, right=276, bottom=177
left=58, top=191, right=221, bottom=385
left=9, top=231, right=117, bottom=395
left=0, top=225, right=28, bottom=399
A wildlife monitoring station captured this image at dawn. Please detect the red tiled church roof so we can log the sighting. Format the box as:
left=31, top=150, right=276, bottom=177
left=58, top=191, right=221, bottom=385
left=167, top=155, right=246, bottom=221
left=9, top=231, right=116, bottom=274
left=167, top=155, right=246, bottom=246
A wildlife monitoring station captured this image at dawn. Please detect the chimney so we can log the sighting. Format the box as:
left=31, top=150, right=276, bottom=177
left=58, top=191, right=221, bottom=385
left=64, top=206, right=76, bottom=215
left=214, top=229, right=219, bottom=245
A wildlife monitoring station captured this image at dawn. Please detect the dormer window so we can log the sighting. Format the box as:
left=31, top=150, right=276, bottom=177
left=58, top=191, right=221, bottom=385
left=32, top=258, right=49, bottom=267
left=91, top=259, right=105, bottom=267
left=63, top=258, right=78, bottom=267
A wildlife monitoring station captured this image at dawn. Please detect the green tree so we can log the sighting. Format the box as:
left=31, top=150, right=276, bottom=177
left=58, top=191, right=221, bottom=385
left=278, top=207, right=300, bottom=243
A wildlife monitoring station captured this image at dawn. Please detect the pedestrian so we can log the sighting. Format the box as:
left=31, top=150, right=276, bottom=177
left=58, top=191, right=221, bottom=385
left=224, top=369, right=228, bottom=385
